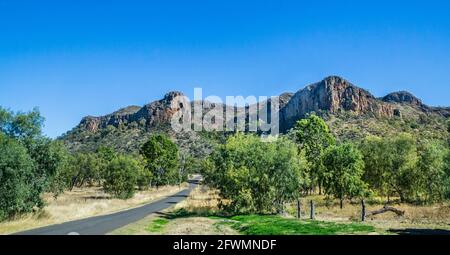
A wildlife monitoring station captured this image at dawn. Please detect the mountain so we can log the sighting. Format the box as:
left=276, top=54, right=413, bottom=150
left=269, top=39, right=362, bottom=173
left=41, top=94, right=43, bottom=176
left=60, top=76, right=449, bottom=154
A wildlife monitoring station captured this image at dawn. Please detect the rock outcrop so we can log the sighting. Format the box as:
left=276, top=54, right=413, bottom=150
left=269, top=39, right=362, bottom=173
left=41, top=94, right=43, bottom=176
left=80, top=92, right=185, bottom=132
left=382, top=91, right=424, bottom=107
left=279, top=76, right=395, bottom=131
left=382, top=91, right=450, bottom=117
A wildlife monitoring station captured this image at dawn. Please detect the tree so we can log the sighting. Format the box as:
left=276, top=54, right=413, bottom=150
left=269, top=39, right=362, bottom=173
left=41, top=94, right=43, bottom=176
left=39, top=141, right=72, bottom=197
left=0, top=107, right=67, bottom=219
left=0, top=135, right=36, bottom=220
left=360, top=134, right=419, bottom=203
left=136, top=155, right=153, bottom=190
left=69, top=152, right=102, bottom=189
left=416, top=141, right=447, bottom=203
left=179, top=154, right=198, bottom=183
left=292, top=114, right=335, bottom=194
left=140, top=134, right=180, bottom=187
left=204, top=133, right=308, bottom=214
left=385, top=134, right=419, bottom=203
left=360, top=136, right=392, bottom=199
left=103, top=156, right=141, bottom=199
left=444, top=148, right=450, bottom=199
left=0, top=107, right=44, bottom=142
left=322, top=143, right=367, bottom=209
left=95, top=146, right=118, bottom=183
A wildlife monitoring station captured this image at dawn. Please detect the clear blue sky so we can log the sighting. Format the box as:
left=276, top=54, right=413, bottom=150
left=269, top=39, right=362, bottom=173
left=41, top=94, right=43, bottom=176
left=1, top=0, right=449, bottom=138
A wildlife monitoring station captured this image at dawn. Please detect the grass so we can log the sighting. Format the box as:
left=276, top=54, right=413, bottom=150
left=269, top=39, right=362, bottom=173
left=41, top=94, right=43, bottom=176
left=147, top=218, right=170, bottom=232
left=214, top=215, right=376, bottom=235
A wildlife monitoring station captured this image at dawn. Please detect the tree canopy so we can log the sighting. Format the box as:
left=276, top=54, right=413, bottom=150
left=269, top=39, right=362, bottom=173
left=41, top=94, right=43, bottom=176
left=140, top=134, right=181, bottom=187
left=203, top=133, right=309, bottom=214
left=322, top=143, right=367, bottom=208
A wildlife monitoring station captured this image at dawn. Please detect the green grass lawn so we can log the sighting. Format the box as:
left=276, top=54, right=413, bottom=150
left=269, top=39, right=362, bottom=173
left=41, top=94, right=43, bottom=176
left=213, top=215, right=376, bottom=235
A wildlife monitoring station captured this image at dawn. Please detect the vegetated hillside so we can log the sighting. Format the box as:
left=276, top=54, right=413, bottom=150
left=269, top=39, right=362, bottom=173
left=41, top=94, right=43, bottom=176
left=60, top=76, right=449, bottom=154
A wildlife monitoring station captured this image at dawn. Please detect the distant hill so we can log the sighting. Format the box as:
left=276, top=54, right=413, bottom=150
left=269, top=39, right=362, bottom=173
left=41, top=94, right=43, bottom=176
left=60, top=76, right=449, bottom=155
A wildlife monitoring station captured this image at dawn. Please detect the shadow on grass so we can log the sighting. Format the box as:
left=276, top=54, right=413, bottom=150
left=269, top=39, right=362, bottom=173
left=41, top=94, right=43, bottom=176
left=155, top=208, right=220, bottom=220
left=389, top=228, right=450, bottom=235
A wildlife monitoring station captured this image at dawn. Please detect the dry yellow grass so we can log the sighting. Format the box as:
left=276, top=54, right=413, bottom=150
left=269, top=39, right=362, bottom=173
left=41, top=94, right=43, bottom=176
left=172, top=185, right=221, bottom=214
left=0, top=184, right=187, bottom=235
left=110, top=186, right=237, bottom=235
left=291, top=195, right=450, bottom=232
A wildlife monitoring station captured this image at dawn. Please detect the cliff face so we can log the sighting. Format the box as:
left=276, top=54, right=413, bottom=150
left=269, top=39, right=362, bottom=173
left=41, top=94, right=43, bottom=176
left=280, top=76, right=395, bottom=131
left=70, top=76, right=447, bottom=138
left=79, top=92, right=184, bottom=132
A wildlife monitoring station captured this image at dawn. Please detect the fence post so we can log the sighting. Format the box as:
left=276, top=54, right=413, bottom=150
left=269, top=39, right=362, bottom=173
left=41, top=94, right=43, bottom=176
left=297, top=199, right=302, bottom=219
left=310, top=200, right=315, bottom=220
left=361, top=199, right=366, bottom=222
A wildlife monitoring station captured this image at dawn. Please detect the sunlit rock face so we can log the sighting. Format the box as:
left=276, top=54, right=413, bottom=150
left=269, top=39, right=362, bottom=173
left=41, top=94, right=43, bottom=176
left=279, top=76, right=395, bottom=132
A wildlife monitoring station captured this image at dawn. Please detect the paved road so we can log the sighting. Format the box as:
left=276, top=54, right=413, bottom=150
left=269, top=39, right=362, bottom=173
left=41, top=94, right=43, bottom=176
left=15, top=180, right=199, bottom=235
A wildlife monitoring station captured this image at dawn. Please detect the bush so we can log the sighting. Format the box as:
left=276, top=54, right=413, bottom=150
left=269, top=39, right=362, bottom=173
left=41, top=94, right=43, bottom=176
left=103, top=156, right=141, bottom=199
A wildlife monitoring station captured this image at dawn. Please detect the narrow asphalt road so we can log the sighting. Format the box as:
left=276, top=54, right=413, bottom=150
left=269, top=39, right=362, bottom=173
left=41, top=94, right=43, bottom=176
left=15, top=179, right=199, bottom=235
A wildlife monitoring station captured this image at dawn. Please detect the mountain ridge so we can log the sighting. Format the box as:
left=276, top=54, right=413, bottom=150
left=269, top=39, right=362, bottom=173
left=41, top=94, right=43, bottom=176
left=61, top=76, right=449, bottom=154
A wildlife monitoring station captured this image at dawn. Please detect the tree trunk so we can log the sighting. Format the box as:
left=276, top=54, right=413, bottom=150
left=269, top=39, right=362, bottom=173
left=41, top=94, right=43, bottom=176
left=367, top=206, right=405, bottom=217
left=340, top=197, right=343, bottom=209
left=361, top=199, right=366, bottom=222
left=297, top=199, right=302, bottom=219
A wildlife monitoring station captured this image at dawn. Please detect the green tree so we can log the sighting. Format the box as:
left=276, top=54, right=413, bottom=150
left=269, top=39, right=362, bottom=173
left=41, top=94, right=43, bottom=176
left=140, top=134, right=180, bottom=187
left=416, top=141, right=447, bottom=203
left=360, top=134, right=420, bottom=203
left=444, top=148, right=450, bottom=199
left=39, top=140, right=72, bottom=197
left=95, top=146, right=118, bottom=183
left=0, top=107, right=44, bottom=142
left=322, top=143, right=367, bottom=209
left=386, top=134, right=419, bottom=202
left=360, top=136, right=392, bottom=199
left=0, top=135, right=36, bottom=220
left=204, top=133, right=308, bottom=214
left=136, top=155, right=153, bottom=190
left=69, top=152, right=102, bottom=189
left=0, top=107, right=68, bottom=219
left=293, top=114, right=335, bottom=194
left=103, top=156, right=141, bottom=199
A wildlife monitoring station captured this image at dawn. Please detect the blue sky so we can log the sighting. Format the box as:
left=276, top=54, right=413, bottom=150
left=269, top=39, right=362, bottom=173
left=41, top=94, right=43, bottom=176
left=0, top=0, right=449, bottom=138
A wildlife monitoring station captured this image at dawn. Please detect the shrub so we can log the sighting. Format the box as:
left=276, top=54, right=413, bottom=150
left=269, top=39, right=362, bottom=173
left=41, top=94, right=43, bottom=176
left=103, top=156, right=141, bottom=199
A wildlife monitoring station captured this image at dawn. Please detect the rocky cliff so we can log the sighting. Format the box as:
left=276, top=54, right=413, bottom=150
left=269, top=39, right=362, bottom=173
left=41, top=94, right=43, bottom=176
left=279, top=76, right=396, bottom=131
